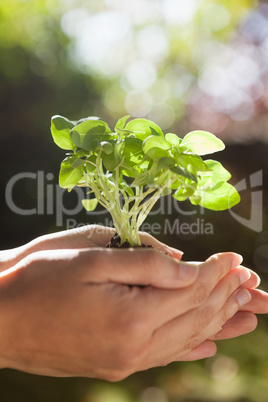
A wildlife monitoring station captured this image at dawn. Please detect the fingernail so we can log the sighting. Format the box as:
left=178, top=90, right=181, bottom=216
left=236, top=289, right=251, bottom=307
left=232, top=253, right=243, bottom=269
left=255, top=273, right=261, bottom=287
left=239, top=268, right=251, bottom=284
left=179, top=263, right=199, bottom=281
left=167, top=246, right=184, bottom=257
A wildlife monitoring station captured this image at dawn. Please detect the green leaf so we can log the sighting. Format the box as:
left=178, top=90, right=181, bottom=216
left=157, top=157, right=175, bottom=170
left=85, top=155, right=97, bottom=173
left=180, top=131, right=225, bottom=155
left=173, top=182, right=196, bottom=201
left=59, top=157, right=84, bottom=188
left=125, top=118, right=164, bottom=140
left=123, top=137, right=143, bottom=165
left=71, top=158, right=85, bottom=168
left=121, top=166, right=140, bottom=179
left=82, top=198, right=98, bottom=211
left=99, top=141, right=114, bottom=154
left=51, top=115, right=75, bottom=150
left=145, top=147, right=170, bottom=159
left=201, top=159, right=231, bottom=181
left=191, top=182, right=240, bottom=210
left=70, top=120, right=113, bottom=151
left=165, top=133, right=181, bottom=146
left=115, top=115, right=130, bottom=131
left=190, top=194, right=202, bottom=205
left=178, top=153, right=210, bottom=172
left=76, top=116, right=101, bottom=125
left=197, top=160, right=232, bottom=192
left=102, top=152, right=117, bottom=171
left=75, top=150, right=88, bottom=158
left=143, top=136, right=171, bottom=159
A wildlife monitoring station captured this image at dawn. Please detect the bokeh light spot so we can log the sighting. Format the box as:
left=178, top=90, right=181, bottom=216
left=125, top=90, right=153, bottom=116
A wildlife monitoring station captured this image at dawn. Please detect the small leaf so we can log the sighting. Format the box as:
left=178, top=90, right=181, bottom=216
left=82, top=198, right=98, bottom=211
left=157, top=157, right=175, bottom=170
left=115, top=115, right=130, bottom=131
left=144, top=147, right=170, bottom=159
left=100, top=141, right=114, bottom=154
left=51, top=115, right=75, bottom=150
left=178, top=153, right=210, bottom=172
left=125, top=118, right=164, bottom=139
left=75, top=150, right=88, bottom=157
left=180, top=131, right=225, bottom=155
left=201, top=159, right=232, bottom=181
left=123, top=137, right=143, bottom=165
left=165, top=133, right=181, bottom=146
left=102, top=152, right=117, bottom=171
left=173, top=183, right=196, bottom=201
left=59, top=157, right=84, bottom=188
left=121, top=167, right=140, bottom=179
left=85, top=155, right=97, bottom=173
left=143, top=136, right=171, bottom=157
left=71, top=158, right=85, bottom=168
left=70, top=119, right=113, bottom=151
left=189, top=194, right=202, bottom=205
left=191, top=182, right=241, bottom=210
left=197, top=160, right=232, bottom=192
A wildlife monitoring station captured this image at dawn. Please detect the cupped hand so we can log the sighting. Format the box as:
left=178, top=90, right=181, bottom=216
left=0, top=244, right=260, bottom=380
left=0, top=225, right=267, bottom=378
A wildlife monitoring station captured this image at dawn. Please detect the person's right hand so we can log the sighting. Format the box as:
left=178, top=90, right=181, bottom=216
left=0, top=245, right=261, bottom=381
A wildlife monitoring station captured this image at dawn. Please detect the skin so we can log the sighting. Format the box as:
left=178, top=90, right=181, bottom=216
left=0, top=225, right=267, bottom=381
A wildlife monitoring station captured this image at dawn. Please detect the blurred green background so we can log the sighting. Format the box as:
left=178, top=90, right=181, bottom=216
left=1, top=0, right=268, bottom=400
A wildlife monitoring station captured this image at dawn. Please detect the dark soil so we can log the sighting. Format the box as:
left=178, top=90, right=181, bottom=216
left=106, top=233, right=152, bottom=248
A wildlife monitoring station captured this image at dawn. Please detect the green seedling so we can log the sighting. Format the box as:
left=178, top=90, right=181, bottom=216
left=51, top=115, right=240, bottom=246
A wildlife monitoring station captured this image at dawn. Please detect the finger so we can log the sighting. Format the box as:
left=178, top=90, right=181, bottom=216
left=198, top=252, right=243, bottom=293
left=143, top=289, right=251, bottom=369
left=239, top=289, right=268, bottom=314
left=238, top=267, right=260, bottom=289
left=196, top=288, right=252, bottom=346
left=137, top=265, right=251, bottom=331
left=77, top=248, right=199, bottom=288
left=142, top=268, right=250, bottom=368
left=178, top=340, right=217, bottom=361
left=209, top=312, right=258, bottom=340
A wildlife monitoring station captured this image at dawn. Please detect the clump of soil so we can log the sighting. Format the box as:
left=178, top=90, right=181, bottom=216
left=106, top=233, right=152, bottom=248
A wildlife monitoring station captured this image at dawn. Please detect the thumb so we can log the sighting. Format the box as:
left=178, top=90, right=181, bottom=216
left=81, top=248, right=199, bottom=289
